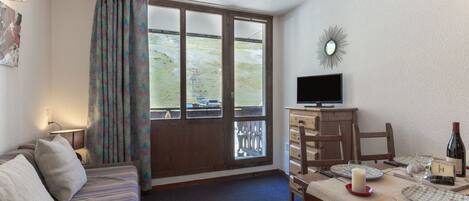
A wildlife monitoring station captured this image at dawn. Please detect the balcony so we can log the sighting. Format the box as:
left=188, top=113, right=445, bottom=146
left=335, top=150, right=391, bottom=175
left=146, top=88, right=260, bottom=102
left=150, top=106, right=266, bottom=160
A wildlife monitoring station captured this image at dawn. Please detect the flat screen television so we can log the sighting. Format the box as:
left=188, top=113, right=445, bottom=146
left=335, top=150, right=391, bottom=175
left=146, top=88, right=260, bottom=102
left=297, top=74, right=343, bottom=107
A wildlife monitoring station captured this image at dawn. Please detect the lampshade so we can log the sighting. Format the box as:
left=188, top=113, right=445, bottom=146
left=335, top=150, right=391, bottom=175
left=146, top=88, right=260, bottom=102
left=50, top=129, right=85, bottom=149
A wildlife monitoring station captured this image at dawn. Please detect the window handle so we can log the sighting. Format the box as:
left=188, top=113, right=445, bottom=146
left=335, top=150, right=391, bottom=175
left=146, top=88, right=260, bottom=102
left=231, top=91, right=234, bottom=99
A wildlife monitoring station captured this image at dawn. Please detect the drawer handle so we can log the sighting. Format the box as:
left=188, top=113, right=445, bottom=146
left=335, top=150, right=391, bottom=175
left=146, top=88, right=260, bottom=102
left=297, top=154, right=301, bottom=158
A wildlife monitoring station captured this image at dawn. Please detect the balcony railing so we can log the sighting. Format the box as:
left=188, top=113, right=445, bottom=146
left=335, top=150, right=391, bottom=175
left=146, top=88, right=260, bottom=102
left=234, top=120, right=265, bottom=159
left=150, top=106, right=264, bottom=119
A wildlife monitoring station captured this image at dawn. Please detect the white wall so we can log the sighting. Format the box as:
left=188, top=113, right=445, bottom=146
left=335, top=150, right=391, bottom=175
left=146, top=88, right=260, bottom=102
left=0, top=0, right=51, bottom=153
left=49, top=0, right=95, bottom=129
left=277, top=0, right=469, bottom=171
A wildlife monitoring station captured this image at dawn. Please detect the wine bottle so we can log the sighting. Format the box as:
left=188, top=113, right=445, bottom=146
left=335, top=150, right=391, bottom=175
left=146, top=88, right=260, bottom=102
left=446, top=122, right=466, bottom=177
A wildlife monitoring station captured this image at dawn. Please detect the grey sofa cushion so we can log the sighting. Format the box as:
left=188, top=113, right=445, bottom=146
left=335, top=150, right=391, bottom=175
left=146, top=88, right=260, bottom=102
left=35, top=135, right=87, bottom=201
left=0, top=149, right=37, bottom=172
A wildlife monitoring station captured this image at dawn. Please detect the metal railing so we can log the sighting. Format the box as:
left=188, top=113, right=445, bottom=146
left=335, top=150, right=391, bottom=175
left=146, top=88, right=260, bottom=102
left=235, top=121, right=265, bottom=159
left=150, top=106, right=264, bottom=119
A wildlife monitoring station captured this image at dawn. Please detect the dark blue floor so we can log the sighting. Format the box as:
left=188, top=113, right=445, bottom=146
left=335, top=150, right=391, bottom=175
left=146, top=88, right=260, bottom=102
left=143, top=173, right=302, bottom=201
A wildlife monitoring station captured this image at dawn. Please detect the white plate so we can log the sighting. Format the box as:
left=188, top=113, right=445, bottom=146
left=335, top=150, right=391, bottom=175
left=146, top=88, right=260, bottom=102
left=330, top=164, right=384, bottom=180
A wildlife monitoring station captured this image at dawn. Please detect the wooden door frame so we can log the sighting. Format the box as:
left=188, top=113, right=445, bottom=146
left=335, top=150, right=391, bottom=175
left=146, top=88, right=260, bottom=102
left=149, top=0, right=273, bottom=178
left=225, top=13, right=273, bottom=169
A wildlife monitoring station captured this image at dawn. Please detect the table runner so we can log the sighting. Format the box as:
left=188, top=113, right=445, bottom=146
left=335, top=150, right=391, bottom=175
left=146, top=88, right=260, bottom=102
left=307, top=170, right=412, bottom=200
left=306, top=167, right=469, bottom=201
left=306, top=168, right=469, bottom=201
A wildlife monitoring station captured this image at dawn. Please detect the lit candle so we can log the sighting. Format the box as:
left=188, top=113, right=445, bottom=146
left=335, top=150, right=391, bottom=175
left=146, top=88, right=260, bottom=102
left=351, top=168, right=366, bottom=192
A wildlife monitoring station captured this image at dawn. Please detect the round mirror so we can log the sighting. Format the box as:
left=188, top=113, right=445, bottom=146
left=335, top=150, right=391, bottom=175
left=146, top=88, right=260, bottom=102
left=325, top=40, right=337, bottom=55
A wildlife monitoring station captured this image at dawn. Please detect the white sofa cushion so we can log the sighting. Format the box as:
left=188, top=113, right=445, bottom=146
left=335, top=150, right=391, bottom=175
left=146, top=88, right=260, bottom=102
left=35, top=135, right=87, bottom=201
left=0, top=154, right=54, bottom=201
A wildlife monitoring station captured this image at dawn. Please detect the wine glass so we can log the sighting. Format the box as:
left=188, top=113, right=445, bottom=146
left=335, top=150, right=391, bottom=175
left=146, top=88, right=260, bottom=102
left=407, top=159, right=425, bottom=187
left=412, top=153, right=433, bottom=187
left=416, top=154, right=433, bottom=179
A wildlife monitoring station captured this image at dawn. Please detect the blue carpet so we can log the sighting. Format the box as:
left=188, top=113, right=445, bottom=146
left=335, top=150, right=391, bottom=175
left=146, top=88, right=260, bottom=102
left=143, top=173, right=302, bottom=201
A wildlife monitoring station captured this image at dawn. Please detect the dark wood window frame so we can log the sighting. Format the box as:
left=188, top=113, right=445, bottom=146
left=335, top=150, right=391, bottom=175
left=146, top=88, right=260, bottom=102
left=149, top=0, right=273, bottom=178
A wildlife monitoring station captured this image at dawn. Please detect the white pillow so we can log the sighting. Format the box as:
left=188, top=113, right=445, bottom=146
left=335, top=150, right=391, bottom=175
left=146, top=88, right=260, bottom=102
left=35, top=135, right=87, bottom=201
left=0, top=154, right=54, bottom=201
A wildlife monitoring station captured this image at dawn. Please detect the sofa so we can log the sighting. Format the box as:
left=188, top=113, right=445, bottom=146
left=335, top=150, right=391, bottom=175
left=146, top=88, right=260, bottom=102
left=0, top=140, right=140, bottom=201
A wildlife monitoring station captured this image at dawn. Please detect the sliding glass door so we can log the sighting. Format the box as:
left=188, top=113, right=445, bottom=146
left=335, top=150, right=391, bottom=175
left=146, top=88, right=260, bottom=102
left=233, top=19, right=268, bottom=160
left=149, top=0, right=272, bottom=178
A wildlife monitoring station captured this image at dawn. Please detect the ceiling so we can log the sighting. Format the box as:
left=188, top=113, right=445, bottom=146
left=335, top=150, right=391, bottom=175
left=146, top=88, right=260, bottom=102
left=181, top=0, right=305, bottom=15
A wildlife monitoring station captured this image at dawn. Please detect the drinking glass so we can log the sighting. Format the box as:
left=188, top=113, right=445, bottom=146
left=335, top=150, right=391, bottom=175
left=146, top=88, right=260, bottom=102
left=413, top=153, right=433, bottom=187
left=416, top=154, right=433, bottom=179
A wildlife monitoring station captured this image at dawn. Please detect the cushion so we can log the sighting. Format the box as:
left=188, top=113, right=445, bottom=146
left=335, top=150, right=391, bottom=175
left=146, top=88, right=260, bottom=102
left=72, top=166, right=140, bottom=201
left=0, top=148, right=36, bottom=168
left=35, top=135, right=87, bottom=201
left=0, top=148, right=47, bottom=186
left=0, top=154, right=54, bottom=201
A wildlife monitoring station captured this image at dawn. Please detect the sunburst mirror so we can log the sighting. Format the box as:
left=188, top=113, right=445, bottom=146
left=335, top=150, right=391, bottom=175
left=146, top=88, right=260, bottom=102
left=317, top=25, right=347, bottom=69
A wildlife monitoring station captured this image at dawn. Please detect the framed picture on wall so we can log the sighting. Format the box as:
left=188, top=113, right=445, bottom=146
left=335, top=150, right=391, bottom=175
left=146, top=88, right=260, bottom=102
left=0, top=1, right=22, bottom=67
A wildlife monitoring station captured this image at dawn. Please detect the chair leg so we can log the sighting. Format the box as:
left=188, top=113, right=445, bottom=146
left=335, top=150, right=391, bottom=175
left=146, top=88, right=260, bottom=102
left=289, top=189, right=295, bottom=201
left=301, top=187, right=308, bottom=201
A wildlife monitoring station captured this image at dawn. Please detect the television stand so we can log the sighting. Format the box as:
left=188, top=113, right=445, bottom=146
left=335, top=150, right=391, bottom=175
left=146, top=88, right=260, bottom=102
left=304, top=103, right=335, bottom=108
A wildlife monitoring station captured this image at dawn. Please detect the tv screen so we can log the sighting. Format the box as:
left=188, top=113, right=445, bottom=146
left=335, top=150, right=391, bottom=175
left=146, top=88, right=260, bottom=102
left=297, top=74, right=343, bottom=104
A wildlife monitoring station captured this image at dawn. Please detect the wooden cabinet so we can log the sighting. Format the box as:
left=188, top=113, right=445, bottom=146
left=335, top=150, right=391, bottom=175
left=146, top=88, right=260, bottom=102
left=286, top=107, right=357, bottom=196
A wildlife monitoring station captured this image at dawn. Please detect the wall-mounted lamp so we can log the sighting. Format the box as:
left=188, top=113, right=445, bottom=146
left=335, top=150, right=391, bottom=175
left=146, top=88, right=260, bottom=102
left=47, top=109, right=63, bottom=131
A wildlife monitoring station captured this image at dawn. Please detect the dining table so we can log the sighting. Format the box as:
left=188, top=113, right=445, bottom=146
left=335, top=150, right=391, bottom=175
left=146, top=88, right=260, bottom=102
left=298, top=162, right=469, bottom=201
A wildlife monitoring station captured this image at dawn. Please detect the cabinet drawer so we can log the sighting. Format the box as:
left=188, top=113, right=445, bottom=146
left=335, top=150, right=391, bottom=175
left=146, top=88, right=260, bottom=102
left=289, top=128, right=318, bottom=147
left=290, top=109, right=319, bottom=117
left=289, top=160, right=316, bottom=175
left=290, top=144, right=318, bottom=160
left=289, top=114, right=319, bottom=130
left=321, top=112, right=353, bottom=121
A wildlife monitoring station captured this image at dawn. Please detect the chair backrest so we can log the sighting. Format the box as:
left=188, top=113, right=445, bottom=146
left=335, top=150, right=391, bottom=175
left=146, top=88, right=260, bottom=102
left=354, top=123, right=395, bottom=162
left=298, top=121, right=347, bottom=174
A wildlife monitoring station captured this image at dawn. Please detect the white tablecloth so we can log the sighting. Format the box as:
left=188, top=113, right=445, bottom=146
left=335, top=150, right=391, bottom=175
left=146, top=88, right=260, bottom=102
left=306, top=168, right=469, bottom=201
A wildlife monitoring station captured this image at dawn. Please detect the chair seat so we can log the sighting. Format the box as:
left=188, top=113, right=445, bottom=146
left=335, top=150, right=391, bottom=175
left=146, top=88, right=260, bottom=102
left=72, top=166, right=139, bottom=201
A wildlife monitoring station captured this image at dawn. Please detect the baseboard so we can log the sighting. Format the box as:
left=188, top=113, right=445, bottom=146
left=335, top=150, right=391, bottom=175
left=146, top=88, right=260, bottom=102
left=153, top=169, right=283, bottom=191
left=279, top=169, right=289, bottom=178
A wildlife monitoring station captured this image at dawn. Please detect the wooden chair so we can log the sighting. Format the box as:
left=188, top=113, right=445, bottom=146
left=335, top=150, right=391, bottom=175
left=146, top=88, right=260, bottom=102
left=290, top=121, right=348, bottom=201
left=354, top=123, right=395, bottom=163
left=298, top=121, right=348, bottom=172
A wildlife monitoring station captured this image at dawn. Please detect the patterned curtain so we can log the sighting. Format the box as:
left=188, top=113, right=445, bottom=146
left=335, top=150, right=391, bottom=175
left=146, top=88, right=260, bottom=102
left=87, top=0, right=152, bottom=191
